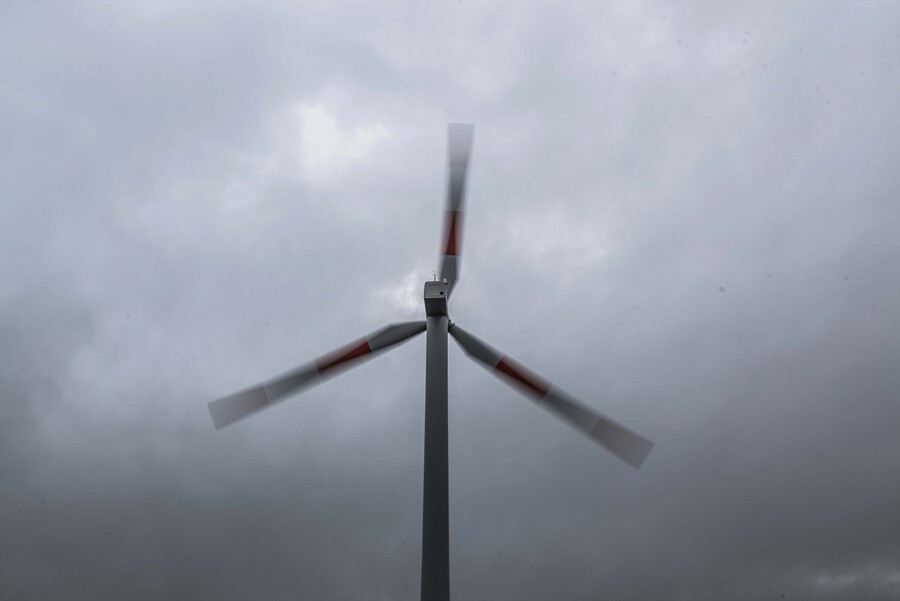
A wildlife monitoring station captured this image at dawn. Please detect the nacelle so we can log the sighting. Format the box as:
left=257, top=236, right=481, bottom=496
left=424, top=280, right=449, bottom=316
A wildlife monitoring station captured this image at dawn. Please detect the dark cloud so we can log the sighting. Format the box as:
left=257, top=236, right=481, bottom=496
left=2, top=1, right=900, bottom=599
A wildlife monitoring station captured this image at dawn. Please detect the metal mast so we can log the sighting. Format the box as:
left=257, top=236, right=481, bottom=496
left=422, top=281, right=450, bottom=601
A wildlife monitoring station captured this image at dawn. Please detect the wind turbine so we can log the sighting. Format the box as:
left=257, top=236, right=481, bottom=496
left=208, top=123, right=654, bottom=601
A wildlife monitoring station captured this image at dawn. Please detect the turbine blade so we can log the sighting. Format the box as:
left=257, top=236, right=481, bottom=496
left=449, top=324, right=654, bottom=469
left=438, top=123, right=475, bottom=297
left=208, top=321, right=427, bottom=430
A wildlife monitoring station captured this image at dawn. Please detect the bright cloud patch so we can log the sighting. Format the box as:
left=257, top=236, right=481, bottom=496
left=809, top=566, right=900, bottom=593
left=298, top=104, right=390, bottom=183
left=371, top=268, right=426, bottom=319
left=501, top=203, right=619, bottom=281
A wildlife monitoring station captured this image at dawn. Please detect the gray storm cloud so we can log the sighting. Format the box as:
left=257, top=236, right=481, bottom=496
left=2, top=1, right=899, bottom=599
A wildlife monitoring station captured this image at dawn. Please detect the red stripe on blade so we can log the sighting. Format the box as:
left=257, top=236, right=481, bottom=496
left=442, top=211, right=462, bottom=256
left=495, top=357, right=551, bottom=399
left=315, top=340, right=372, bottom=376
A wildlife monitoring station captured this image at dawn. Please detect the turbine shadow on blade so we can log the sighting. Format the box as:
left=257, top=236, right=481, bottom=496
left=207, top=123, right=655, bottom=601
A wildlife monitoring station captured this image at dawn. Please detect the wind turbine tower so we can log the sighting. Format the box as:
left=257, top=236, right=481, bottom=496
left=208, top=123, right=654, bottom=601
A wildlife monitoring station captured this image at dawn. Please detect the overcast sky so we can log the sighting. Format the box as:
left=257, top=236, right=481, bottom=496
left=2, top=1, right=900, bottom=599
